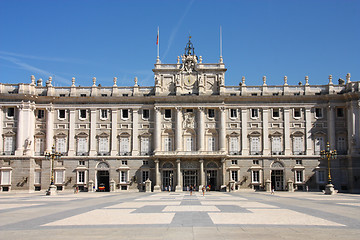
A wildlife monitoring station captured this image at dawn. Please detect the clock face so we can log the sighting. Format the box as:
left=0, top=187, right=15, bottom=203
left=184, top=74, right=196, bottom=86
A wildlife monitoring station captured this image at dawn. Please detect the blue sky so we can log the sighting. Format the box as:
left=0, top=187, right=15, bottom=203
left=0, top=0, right=359, bottom=87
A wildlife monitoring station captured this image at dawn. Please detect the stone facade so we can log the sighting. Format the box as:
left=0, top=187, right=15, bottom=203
left=1, top=40, right=360, bottom=193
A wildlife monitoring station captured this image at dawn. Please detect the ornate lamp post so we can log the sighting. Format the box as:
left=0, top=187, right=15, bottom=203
left=320, top=142, right=337, bottom=195
left=45, top=145, right=62, bottom=195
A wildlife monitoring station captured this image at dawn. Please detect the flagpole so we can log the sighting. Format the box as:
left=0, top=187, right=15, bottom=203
left=156, top=26, right=160, bottom=63
left=220, top=26, right=223, bottom=63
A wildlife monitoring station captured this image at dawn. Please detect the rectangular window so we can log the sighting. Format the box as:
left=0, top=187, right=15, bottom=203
left=317, top=170, right=325, bottom=183
left=77, top=171, right=86, bottom=184
left=120, top=138, right=130, bottom=155
left=58, top=109, right=66, bottom=119
left=208, top=109, right=215, bottom=118
left=253, top=160, right=259, bottom=165
left=143, top=160, right=149, bottom=165
left=7, top=108, right=15, bottom=117
left=37, top=109, right=45, bottom=119
left=293, top=137, right=304, bottom=155
left=272, top=108, right=280, bottom=118
left=35, top=138, right=45, bottom=156
left=100, top=109, right=108, bottom=119
left=56, top=138, right=66, bottom=153
left=230, top=109, right=237, bottom=118
left=186, top=137, right=193, bottom=151
left=208, top=137, right=215, bottom=151
left=80, top=94, right=86, bottom=97
left=315, top=108, right=323, bottom=118
left=272, top=137, right=282, bottom=155
left=296, top=160, right=302, bottom=165
left=120, top=171, right=128, bottom=183
left=142, top=171, right=149, bottom=183
left=186, top=109, right=193, bottom=113
left=250, top=137, right=260, bottom=155
left=231, top=171, right=238, bottom=182
left=1, top=171, right=11, bottom=185
left=4, top=136, right=15, bottom=154
left=79, top=160, right=85, bottom=166
left=141, top=137, right=150, bottom=155
left=229, top=137, right=239, bottom=154
left=336, top=108, right=344, bottom=118
left=251, top=109, right=259, bottom=118
left=231, top=160, right=238, bottom=165
left=252, top=171, right=260, bottom=183
left=294, top=108, right=301, bottom=118
left=164, top=109, right=172, bottom=119
left=164, top=137, right=172, bottom=151
left=34, top=171, right=41, bottom=184
left=99, top=138, right=109, bottom=153
left=77, top=138, right=87, bottom=154
left=314, top=137, right=324, bottom=154
left=122, top=160, right=128, bottom=165
left=296, top=171, right=303, bottom=183
left=122, top=109, right=129, bottom=119
left=142, top=109, right=150, bottom=119
left=55, top=170, right=64, bottom=184
left=79, top=109, right=87, bottom=119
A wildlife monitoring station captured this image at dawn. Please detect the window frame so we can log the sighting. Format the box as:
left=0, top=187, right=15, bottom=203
left=164, top=109, right=172, bottom=119
left=100, top=109, right=108, bottom=120
left=58, top=109, right=66, bottom=120
left=272, top=108, right=280, bottom=119
left=7, top=107, right=15, bottom=118
left=293, top=108, right=301, bottom=119
left=122, top=109, right=129, bottom=119
left=251, top=108, right=259, bottom=119
left=208, top=109, right=215, bottom=119
left=142, top=109, right=150, bottom=120
left=230, top=109, right=237, bottom=119
left=315, top=108, right=323, bottom=119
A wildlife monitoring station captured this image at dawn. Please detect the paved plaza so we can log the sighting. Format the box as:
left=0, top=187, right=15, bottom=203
left=0, top=191, right=360, bottom=239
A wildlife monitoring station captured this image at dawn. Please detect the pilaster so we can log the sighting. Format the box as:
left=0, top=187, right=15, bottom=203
left=262, top=108, right=269, bottom=155
left=154, top=159, right=161, bottom=192
left=305, top=108, right=313, bottom=155
left=45, top=106, right=54, bottom=153
left=111, top=110, right=118, bottom=156
left=175, top=159, right=182, bottom=192
left=241, top=108, right=248, bottom=156
left=132, top=109, right=139, bottom=156
left=175, top=107, right=183, bottom=151
left=219, top=106, right=226, bottom=152
left=154, top=107, right=161, bottom=152
left=15, top=104, right=24, bottom=156
left=327, top=105, right=336, bottom=149
left=199, top=159, right=205, bottom=188
left=68, top=109, right=75, bottom=156
left=89, top=109, right=97, bottom=156
left=221, top=159, right=227, bottom=191
left=198, top=107, right=205, bottom=151
left=284, top=108, right=291, bottom=155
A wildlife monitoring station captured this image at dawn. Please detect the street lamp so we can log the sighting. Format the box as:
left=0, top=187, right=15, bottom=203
left=45, top=145, right=62, bottom=195
left=320, top=142, right=337, bottom=194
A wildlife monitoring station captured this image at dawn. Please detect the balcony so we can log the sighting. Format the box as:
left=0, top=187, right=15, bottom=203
left=1, top=151, right=15, bottom=155
left=271, top=151, right=284, bottom=155
left=293, top=151, right=306, bottom=155
left=76, top=152, right=89, bottom=156
left=250, top=151, right=263, bottom=155
left=229, top=151, right=242, bottom=155
left=119, top=152, right=131, bottom=156
left=154, top=150, right=226, bottom=158
left=98, top=152, right=110, bottom=156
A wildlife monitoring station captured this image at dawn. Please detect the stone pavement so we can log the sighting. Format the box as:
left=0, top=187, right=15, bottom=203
left=0, top=191, right=359, bottom=239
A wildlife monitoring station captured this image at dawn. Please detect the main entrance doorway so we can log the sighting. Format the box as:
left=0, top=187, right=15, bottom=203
left=183, top=170, right=198, bottom=191
left=271, top=170, right=284, bottom=190
left=97, top=170, right=110, bottom=192
left=162, top=170, right=174, bottom=191
left=206, top=170, right=217, bottom=191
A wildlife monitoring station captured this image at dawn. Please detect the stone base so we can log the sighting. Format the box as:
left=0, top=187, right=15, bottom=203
left=220, top=185, right=227, bottom=192
left=324, top=184, right=337, bottom=195
left=46, top=185, right=57, bottom=196
left=175, top=185, right=183, bottom=192
left=153, top=185, right=161, bottom=192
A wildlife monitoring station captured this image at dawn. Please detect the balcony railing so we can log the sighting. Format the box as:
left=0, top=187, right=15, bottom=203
left=77, top=152, right=89, bottom=156
left=119, top=152, right=131, bottom=156
left=293, top=151, right=306, bottom=155
left=1, top=151, right=15, bottom=155
left=154, top=150, right=226, bottom=156
left=229, top=151, right=242, bottom=155
left=98, top=152, right=110, bottom=156
left=250, top=151, right=262, bottom=155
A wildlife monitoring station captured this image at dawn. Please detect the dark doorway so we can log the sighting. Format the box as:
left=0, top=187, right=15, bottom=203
left=97, top=170, right=110, bottom=192
left=183, top=170, right=198, bottom=191
left=271, top=170, right=284, bottom=190
left=162, top=170, right=174, bottom=191
left=206, top=170, right=217, bottom=191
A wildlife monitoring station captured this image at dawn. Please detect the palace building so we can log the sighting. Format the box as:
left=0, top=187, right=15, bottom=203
left=0, top=39, right=360, bottom=193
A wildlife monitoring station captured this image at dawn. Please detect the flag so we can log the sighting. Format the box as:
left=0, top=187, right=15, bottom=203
left=156, top=28, right=159, bottom=45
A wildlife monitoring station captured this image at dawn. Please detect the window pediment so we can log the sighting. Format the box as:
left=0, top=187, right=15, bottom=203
left=34, top=131, right=46, bottom=137
left=269, top=131, right=282, bottom=137
left=76, top=132, right=88, bottom=138
left=97, top=132, right=109, bottom=138
left=55, top=132, right=67, bottom=138
left=248, top=131, right=261, bottom=137
left=291, top=131, right=304, bottom=137
left=3, top=131, right=16, bottom=137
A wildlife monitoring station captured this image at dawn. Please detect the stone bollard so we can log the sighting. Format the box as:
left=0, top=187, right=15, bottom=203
left=110, top=179, right=116, bottom=192
left=145, top=179, right=152, bottom=192
left=287, top=179, right=294, bottom=192
left=265, top=179, right=271, bottom=192
left=88, top=180, right=94, bottom=192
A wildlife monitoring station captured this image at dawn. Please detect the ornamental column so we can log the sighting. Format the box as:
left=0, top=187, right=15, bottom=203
left=154, top=107, right=161, bottom=152
left=221, top=159, right=227, bottom=191
left=154, top=159, right=161, bottom=192
left=45, top=106, right=54, bottom=153
left=68, top=109, right=75, bottom=156
left=175, top=159, right=182, bottom=192
left=89, top=109, right=97, bottom=156
left=175, top=107, right=183, bottom=151
left=219, top=107, right=226, bottom=152
left=15, top=105, right=24, bottom=156
left=262, top=108, right=269, bottom=155
left=327, top=105, right=336, bottom=149
left=110, top=109, right=118, bottom=156
left=199, top=159, right=205, bottom=189
left=305, top=108, right=313, bottom=155
left=198, top=107, right=205, bottom=151
left=132, top=108, right=139, bottom=156
left=241, top=108, right=248, bottom=156
left=284, top=108, right=291, bottom=155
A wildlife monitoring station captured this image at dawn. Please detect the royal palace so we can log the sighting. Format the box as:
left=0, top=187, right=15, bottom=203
left=0, top=40, right=360, bottom=193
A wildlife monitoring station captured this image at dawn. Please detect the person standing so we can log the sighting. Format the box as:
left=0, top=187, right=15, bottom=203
left=190, top=185, right=193, bottom=196
left=202, top=186, right=205, bottom=196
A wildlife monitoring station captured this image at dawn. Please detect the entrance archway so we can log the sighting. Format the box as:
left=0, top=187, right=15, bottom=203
left=271, top=161, right=284, bottom=190
left=96, top=162, right=110, bottom=192
left=206, top=162, right=219, bottom=191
